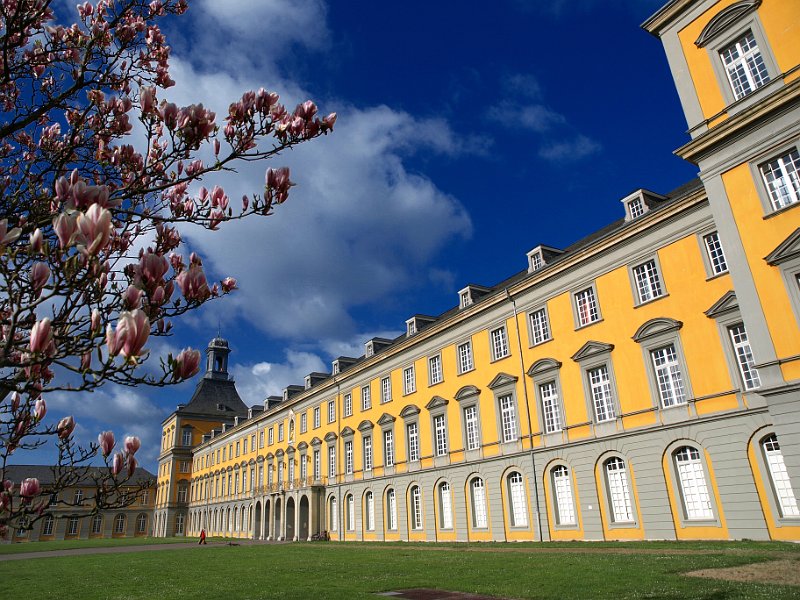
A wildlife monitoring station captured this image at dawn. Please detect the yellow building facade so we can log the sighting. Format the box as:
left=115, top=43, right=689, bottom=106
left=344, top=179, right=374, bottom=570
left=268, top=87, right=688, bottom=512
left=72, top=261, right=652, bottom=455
left=156, top=0, right=800, bottom=543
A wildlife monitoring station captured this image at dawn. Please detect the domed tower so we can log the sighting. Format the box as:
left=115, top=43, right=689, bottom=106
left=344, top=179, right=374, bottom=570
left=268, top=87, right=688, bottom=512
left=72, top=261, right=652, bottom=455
left=154, top=334, right=248, bottom=538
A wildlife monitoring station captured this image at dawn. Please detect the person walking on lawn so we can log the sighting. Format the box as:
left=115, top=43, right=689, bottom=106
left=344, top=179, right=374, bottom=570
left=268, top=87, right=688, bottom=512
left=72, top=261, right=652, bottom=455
left=199, top=528, right=207, bottom=545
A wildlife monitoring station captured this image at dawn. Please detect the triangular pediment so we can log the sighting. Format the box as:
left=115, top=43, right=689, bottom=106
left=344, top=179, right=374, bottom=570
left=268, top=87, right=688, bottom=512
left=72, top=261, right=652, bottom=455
left=310, top=436, right=322, bottom=447
left=454, top=385, right=481, bottom=401
left=571, top=341, right=614, bottom=362
left=632, top=317, right=683, bottom=343
left=425, top=396, right=449, bottom=411
left=340, top=426, right=355, bottom=438
left=377, top=412, right=396, bottom=426
left=527, top=358, right=562, bottom=377
left=487, top=372, right=518, bottom=390
left=695, top=0, right=761, bottom=47
left=765, top=228, right=800, bottom=266
left=399, top=404, right=421, bottom=418
left=705, top=291, right=739, bottom=319
left=323, top=431, right=338, bottom=442
left=357, top=419, right=374, bottom=432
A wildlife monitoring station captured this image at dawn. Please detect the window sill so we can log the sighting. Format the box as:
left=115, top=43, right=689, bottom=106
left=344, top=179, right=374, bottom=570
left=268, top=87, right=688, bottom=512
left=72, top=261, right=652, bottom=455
left=763, top=200, right=799, bottom=220
left=529, top=337, right=554, bottom=349
left=574, top=318, right=603, bottom=332
left=705, top=270, right=730, bottom=282
left=457, top=367, right=476, bottom=377
left=633, top=293, right=669, bottom=309
left=490, top=353, right=512, bottom=364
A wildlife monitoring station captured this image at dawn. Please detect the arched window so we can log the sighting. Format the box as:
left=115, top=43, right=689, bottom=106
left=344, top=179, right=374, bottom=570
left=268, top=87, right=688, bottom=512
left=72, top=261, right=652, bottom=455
left=410, top=486, right=423, bottom=530
left=329, top=497, right=338, bottom=532
left=136, top=513, right=148, bottom=533
left=438, top=482, right=453, bottom=529
left=604, top=458, right=634, bottom=523
left=673, top=446, right=713, bottom=520
left=507, top=472, right=528, bottom=527
left=762, top=434, right=800, bottom=518
left=41, top=514, right=54, bottom=536
left=470, top=478, right=488, bottom=528
left=346, top=494, right=355, bottom=531
left=386, top=489, right=397, bottom=531
left=91, top=513, right=103, bottom=534
left=365, top=492, right=375, bottom=531
left=551, top=465, right=576, bottom=525
left=113, top=514, right=126, bottom=534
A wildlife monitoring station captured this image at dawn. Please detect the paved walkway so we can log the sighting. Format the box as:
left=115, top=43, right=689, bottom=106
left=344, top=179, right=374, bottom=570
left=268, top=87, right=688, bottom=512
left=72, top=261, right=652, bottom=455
left=0, top=539, right=284, bottom=561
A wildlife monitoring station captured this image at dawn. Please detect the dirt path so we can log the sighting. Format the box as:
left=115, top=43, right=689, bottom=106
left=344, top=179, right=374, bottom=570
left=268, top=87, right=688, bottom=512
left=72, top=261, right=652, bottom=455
left=686, top=558, right=800, bottom=587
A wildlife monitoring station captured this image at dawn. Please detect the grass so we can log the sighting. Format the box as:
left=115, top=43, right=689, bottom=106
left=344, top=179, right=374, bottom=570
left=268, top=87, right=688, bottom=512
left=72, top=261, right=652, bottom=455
left=1, top=540, right=799, bottom=599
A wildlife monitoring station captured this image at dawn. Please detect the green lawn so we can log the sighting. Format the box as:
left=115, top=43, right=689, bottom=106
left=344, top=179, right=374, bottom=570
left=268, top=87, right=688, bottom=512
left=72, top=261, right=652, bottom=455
left=0, top=536, right=197, bottom=554
left=1, top=540, right=798, bottom=599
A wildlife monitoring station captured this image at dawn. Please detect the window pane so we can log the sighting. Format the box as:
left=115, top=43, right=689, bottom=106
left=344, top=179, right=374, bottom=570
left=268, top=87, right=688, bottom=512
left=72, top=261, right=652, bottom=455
left=471, top=478, right=488, bottom=528
left=552, top=466, right=575, bottom=525
left=729, top=323, right=761, bottom=389
left=721, top=31, right=770, bottom=100
left=509, top=472, right=528, bottom=527
left=440, top=482, right=453, bottom=529
left=760, top=149, right=800, bottom=210
left=704, top=232, right=728, bottom=274
left=588, top=366, right=615, bottom=422
left=540, top=382, right=563, bottom=433
left=651, top=345, right=687, bottom=407
left=674, top=447, right=714, bottom=520
left=605, top=458, right=634, bottom=522
left=762, top=435, right=800, bottom=518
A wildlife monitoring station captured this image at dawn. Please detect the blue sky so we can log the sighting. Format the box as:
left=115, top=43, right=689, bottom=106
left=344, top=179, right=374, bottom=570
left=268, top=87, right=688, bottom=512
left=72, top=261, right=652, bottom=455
left=39, top=0, right=699, bottom=472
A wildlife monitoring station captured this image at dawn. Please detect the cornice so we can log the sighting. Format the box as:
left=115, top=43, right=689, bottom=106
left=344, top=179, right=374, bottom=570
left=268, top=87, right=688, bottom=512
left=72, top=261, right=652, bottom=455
left=676, top=78, right=800, bottom=164
left=641, top=0, right=698, bottom=36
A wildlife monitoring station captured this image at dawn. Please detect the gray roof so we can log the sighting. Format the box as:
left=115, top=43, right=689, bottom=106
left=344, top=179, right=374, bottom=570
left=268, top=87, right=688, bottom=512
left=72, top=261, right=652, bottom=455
left=4, top=464, right=155, bottom=487
left=180, top=376, right=249, bottom=418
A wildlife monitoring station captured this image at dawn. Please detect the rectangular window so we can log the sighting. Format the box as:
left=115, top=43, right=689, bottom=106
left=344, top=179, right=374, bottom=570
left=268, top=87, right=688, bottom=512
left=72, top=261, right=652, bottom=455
left=720, top=30, right=770, bottom=100
left=553, top=466, right=576, bottom=525
left=471, top=479, right=488, bottom=528
left=268, top=428, right=274, bottom=445
left=259, top=431, right=264, bottom=448
left=407, top=423, right=419, bottom=462
left=633, top=259, right=664, bottom=303
left=328, top=400, right=336, bottom=423
left=384, top=429, right=394, bottom=467
left=588, top=365, right=616, bottom=422
left=729, top=323, right=761, bottom=389
left=364, top=385, right=374, bottom=410
left=300, top=413, right=307, bottom=433
left=457, top=341, right=474, bottom=374
left=605, top=458, right=634, bottom=523
left=428, top=354, right=443, bottom=385
left=67, top=517, right=79, bottom=536
left=629, top=197, right=645, bottom=219
left=328, top=446, right=336, bottom=479
left=760, top=148, right=800, bottom=211
left=313, top=449, right=320, bottom=481
left=278, top=423, right=284, bottom=442
left=575, top=287, right=599, bottom=326
left=236, top=441, right=240, bottom=456
left=387, top=490, right=397, bottom=530
left=300, top=458, right=307, bottom=482
left=403, top=366, right=416, bottom=395
left=540, top=382, right=563, bottom=433
left=652, top=345, right=687, bottom=407
left=490, top=326, right=509, bottom=360
left=440, top=483, right=453, bottom=529
left=433, top=414, right=448, bottom=457
left=529, top=308, right=551, bottom=345
left=464, top=405, right=480, bottom=451
left=380, top=377, right=391, bottom=404
left=411, top=487, right=423, bottom=530
left=182, top=429, right=192, bottom=446
left=363, top=436, right=372, bottom=471
left=344, top=440, right=353, bottom=475
left=344, top=393, right=353, bottom=417
left=314, top=407, right=321, bottom=429
left=704, top=232, right=728, bottom=275
left=499, top=394, right=518, bottom=443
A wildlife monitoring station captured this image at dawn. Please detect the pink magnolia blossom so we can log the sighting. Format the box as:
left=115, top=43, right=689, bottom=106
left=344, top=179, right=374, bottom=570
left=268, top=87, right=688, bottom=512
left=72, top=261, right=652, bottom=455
left=29, top=228, right=43, bottom=253
left=53, top=212, right=78, bottom=249
left=221, top=277, right=237, bottom=293
left=57, top=416, right=75, bottom=439
left=123, top=286, right=143, bottom=309
left=91, top=309, right=102, bottom=333
left=33, top=398, right=46, bottom=421
left=98, top=431, right=115, bottom=457
left=0, top=218, right=21, bottom=246
left=31, top=262, right=50, bottom=293
left=19, top=478, right=40, bottom=501
left=138, top=252, right=169, bottom=285
left=107, top=309, right=149, bottom=360
left=81, top=351, right=91, bottom=371
left=11, top=392, right=20, bottom=411
left=124, top=436, right=141, bottom=455
left=140, top=86, right=156, bottom=115
left=76, top=204, right=113, bottom=255
left=127, top=455, right=138, bottom=477
left=29, top=318, right=54, bottom=355
left=111, top=452, right=124, bottom=476
left=176, top=264, right=210, bottom=302
left=173, top=348, right=200, bottom=380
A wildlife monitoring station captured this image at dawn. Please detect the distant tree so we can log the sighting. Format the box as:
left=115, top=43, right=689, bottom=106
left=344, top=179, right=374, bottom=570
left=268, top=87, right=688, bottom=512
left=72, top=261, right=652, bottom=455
left=0, top=0, right=335, bottom=536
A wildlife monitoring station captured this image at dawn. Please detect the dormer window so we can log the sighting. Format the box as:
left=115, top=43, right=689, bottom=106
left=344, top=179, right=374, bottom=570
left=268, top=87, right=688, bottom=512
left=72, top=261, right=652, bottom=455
left=629, top=197, right=645, bottom=219
left=407, top=319, right=417, bottom=336
left=459, top=289, right=472, bottom=309
left=530, top=251, right=543, bottom=271
left=332, top=362, right=339, bottom=375
left=304, top=375, right=312, bottom=390
left=283, top=389, right=289, bottom=402
left=526, top=245, right=563, bottom=274
left=622, top=189, right=666, bottom=222
left=365, top=341, right=374, bottom=358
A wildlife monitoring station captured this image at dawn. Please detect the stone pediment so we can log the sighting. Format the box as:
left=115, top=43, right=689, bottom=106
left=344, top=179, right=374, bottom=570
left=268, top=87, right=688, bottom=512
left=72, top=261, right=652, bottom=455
left=324, top=431, right=338, bottom=442
left=632, top=317, right=683, bottom=343
left=340, top=426, right=355, bottom=438
left=527, top=358, right=562, bottom=377
left=296, top=441, right=308, bottom=451
left=454, top=385, right=480, bottom=401
left=310, top=436, right=322, bottom=447
left=571, top=341, right=614, bottom=362
left=705, top=291, right=738, bottom=319
left=487, top=372, right=518, bottom=390
left=765, top=228, right=800, bottom=265
left=377, top=413, right=396, bottom=426
left=357, top=420, right=374, bottom=432
left=695, top=1, right=761, bottom=48
left=400, top=404, right=421, bottom=418
left=425, top=396, right=449, bottom=410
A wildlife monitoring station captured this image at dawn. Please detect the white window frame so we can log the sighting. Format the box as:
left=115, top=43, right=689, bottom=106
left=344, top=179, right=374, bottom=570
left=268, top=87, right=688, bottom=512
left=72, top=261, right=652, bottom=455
left=300, top=413, right=307, bottom=434
left=463, top=404, right=481, bottom=451
left=573, top=285, right=600, bottom=328
left=673, top=446, right=715, bottom=521
left=428, top=353, right=443, bottom=386
left=630, top=257, right=666, bottom=305
left=344, top=393, right=353, bottom=417
left=703, top=231, right=729, bottom=276
left=328, top=445, right=336, bottom=479
left=457, top=340, right=474, bottom=374
left=587, top=365, right=616, bottom=423
left=439, top=481, right=453, bottom=530
left=313, top=407, right=321, bottom=429
left=328, top=400, right=336, bottom=424
left=489, top=325, right=510, bottom=361
left=551, top=465, right=576, bottom=527
left=758, top=146, right=800, bottom=213
left=346, top=494, right=355, bottom=531
left=528, top=306, right=552, bottom=346
left=470, top=477, right=488, bottom=529
left=433, top=414, right=448, bottom=457
left=379, top=377, right=390, bottom=405
left=729, top=322, right=761, bottom=390
left=407, top=422, right=420, bottom=463
left=539, top=381, right=564, bottom=434
left=604, top=457, right=635, bottom=524
left=651, top=344, right=688, bottom=408
left=403, top=365, right=416, bottom=395
left=383, top=428, right=395, bottom=467
left=498, top=394, right=518, bottom=444
left=363, top=435, right=373, bottom=472
left=365, top=491, right=375, bottom=531
left=387, top=489, right=397, bottom=531
left=344, top=440, right=354, bottom=475
left=508, top=471, right=528, bottom=528
left=719, top=29, right=771, bottom=101
left=268, top=427, right=274, bottom=446
left=761, top=434, right=800, bottom=519
left=410, top=486, right=423, bottom=530
left=313, top=449, right=320, bottom=481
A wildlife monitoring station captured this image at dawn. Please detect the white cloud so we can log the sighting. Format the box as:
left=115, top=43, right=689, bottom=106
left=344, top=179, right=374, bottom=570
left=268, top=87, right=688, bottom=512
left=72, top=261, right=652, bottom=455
left=230, top=350, right=328, bottom=405
left=538, top=135, right=602, bottom=162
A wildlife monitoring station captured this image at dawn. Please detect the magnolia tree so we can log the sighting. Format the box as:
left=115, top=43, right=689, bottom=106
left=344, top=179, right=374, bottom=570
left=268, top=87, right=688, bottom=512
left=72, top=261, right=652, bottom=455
left=0, top=0, right=334, bottom=535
